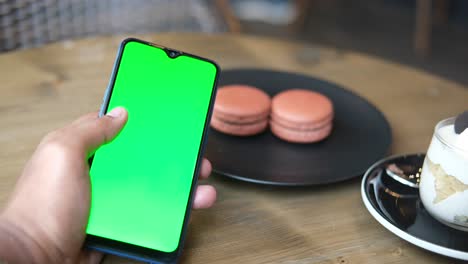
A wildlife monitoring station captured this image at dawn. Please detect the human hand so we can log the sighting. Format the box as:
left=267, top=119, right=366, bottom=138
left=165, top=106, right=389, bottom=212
left=0, top=107, right=216, bottom=264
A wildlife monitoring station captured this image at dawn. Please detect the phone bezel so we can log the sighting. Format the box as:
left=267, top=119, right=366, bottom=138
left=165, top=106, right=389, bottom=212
left=85, top=38, right=220, bottom=263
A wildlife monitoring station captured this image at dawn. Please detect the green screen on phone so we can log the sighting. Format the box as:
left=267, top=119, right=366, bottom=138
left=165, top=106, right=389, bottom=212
left=86, top=40, right=217, bottom=253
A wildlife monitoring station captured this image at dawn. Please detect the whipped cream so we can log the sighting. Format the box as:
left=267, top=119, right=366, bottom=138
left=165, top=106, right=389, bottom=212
left=429, top=124, right=468, bottom=184
left=457, top=128, right=468, bottom=152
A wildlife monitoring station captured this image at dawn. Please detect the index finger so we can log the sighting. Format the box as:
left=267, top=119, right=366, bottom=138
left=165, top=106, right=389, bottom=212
left=199, top=158, right=212, bottom=180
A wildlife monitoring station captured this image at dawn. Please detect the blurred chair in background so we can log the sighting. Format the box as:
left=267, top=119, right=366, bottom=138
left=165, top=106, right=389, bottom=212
left=292, top=0, right=451, bottom=57
left=221, top=0, right=452, bottom=58
left=0, top=0, right=228, bottom=52
left=214, top=0, right=242, bottom=33
left=414, top=0, right=451, bottom=57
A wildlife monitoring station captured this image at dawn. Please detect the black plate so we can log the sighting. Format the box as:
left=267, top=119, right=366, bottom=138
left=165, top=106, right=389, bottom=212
left=205, top=69, right=392, bottom=186
left=361, top=153, right=468, bottom=260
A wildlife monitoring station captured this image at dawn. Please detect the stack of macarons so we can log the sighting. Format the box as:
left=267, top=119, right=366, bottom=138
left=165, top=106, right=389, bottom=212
left=211, top=85, right=334, bottom=144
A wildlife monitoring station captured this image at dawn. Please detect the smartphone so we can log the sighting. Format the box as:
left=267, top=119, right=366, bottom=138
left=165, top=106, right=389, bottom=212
left=85, top=38, right=219, bottom=263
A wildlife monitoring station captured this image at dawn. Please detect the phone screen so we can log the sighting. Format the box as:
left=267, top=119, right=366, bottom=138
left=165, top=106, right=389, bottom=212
left=86, top=39, right=218, bottom=254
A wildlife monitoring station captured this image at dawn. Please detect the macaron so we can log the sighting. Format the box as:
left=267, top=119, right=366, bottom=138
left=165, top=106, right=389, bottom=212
left=270, top=89, right=333, bottom=143
left=211, top=85, right=271, bottom=136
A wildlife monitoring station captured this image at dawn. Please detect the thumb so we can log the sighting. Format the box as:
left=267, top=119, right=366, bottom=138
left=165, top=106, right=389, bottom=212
left=76, top=107, right=128, bottom=155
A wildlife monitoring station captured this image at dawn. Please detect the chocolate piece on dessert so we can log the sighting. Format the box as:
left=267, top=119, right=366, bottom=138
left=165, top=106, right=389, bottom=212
left=454, top=111, right=468, bottom=134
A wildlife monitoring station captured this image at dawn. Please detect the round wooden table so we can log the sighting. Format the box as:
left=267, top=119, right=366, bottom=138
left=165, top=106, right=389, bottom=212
left=1, top=33, right=467, bottom=264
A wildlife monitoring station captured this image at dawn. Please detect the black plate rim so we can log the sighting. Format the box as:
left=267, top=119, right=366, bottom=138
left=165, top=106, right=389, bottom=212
left=211, top=68, right=392, bottom=186
left=213, top=168, right=342, bottom=187
left=360, top=153, right=468, bottom=261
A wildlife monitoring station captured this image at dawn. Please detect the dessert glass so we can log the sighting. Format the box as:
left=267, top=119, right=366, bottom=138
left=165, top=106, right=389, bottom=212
left=419, top=117, right=468, bottom=231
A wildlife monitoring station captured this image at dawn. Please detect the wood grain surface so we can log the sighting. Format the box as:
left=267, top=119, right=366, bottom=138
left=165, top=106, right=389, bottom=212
left=1, top=33, right=467, bottom=264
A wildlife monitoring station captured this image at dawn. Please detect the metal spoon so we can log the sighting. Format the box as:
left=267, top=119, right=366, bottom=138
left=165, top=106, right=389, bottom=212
left=385, top=154, right=424, bottom=189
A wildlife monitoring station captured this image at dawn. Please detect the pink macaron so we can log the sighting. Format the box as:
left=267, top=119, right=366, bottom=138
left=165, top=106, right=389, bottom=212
left=211, top=85, right=271, bottom=136
left=270, top=89, right=334, bottom=143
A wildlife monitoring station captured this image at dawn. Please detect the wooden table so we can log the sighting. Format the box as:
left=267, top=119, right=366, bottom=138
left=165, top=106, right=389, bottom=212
left=1, top=33, right=467, bottom=264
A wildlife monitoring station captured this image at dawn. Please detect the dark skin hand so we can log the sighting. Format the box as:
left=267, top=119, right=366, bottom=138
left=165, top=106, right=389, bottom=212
left=0, top=107, right=217, bottom=263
